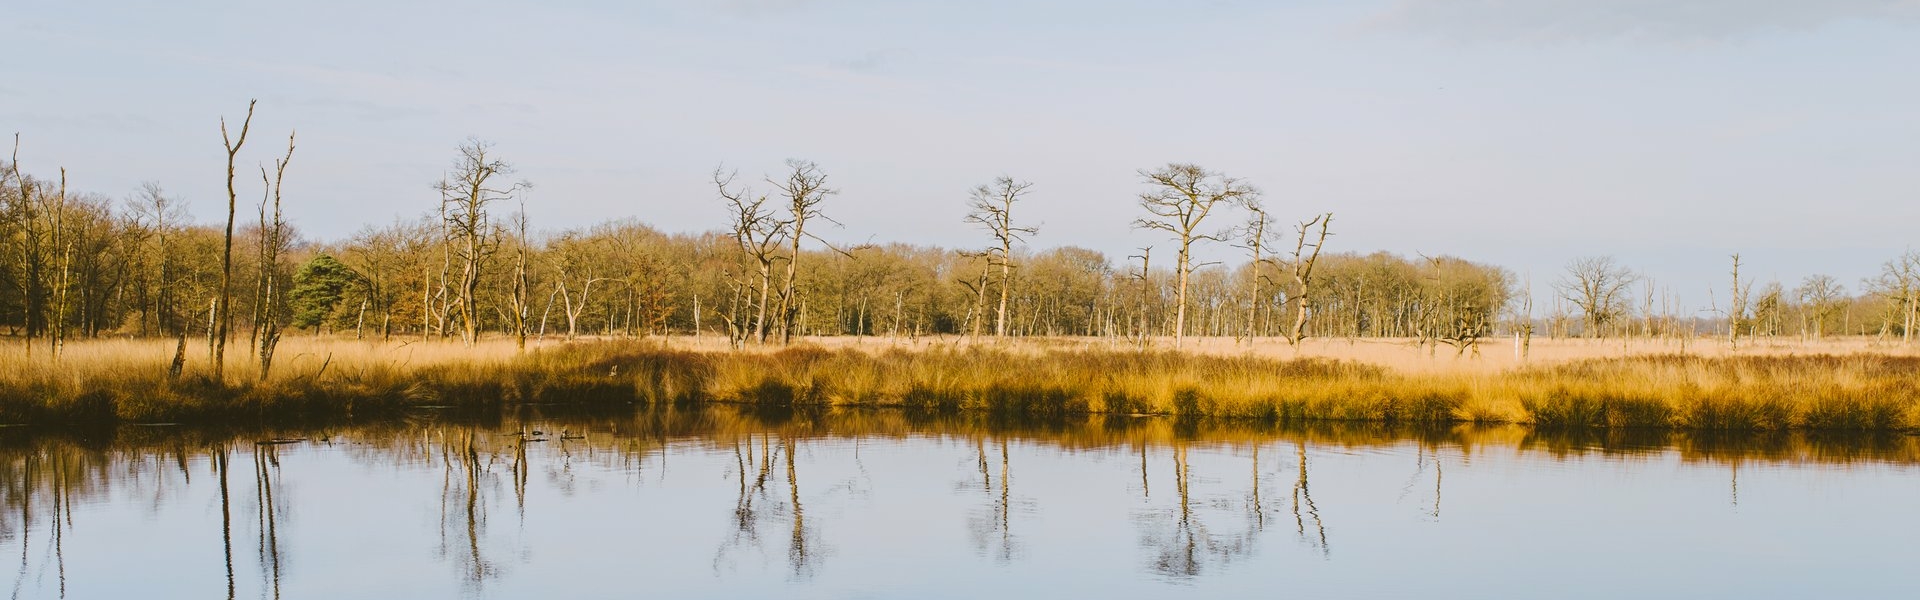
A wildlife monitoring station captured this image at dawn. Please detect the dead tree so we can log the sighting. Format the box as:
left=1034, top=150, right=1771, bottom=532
left=130, top=182, right=186, bottom=338
left=769, top=160, right=837, bottom=344
left=1133, top=164, right=1258, bottom=348
left=216, top=99, right=256, bottom=377
left=957, top=249, right=994, bottom=338
left=45, top=168, right=72, bottom=359
left=508, top=200, right=532, bottom=351
left=257, top=133, right=294, bottom=379
left=546, top=232, right=606, bottom=340
left=1727, top=253, right=1752, bottom=350
left=6, top=135, right=42, bottom=355
left=1873, top=252, right=1920, bottom=343
left=1234, top=207, right=1278, bottom=342
left=1126, top=246, right=1153, bottom=344
left=1554, top=256, right=1637, bottom=338
left=965, top=177, right=1037, bottom=338
left=1285, top=213, right=1332, bottom=346
left=1795, top=274, right=1843, bottom=339
left=1514, top=274, right=1535, bottom=361
left=714, top=168, right=789, bottom=344
left=434, top=139, right=527, bottom=346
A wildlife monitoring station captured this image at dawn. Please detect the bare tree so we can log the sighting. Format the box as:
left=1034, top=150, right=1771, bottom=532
left=1234, top=207, right=1277, bottom=342
left=1555, top=256, right=1636, bottom=338
left=1126, top=246, right=1152, bottom=344
left=129, top=182, right=186, bottom=337
left=1133, top=164, right=1258, bottom=348
left=508, top=199, right=532, bottom=351
left=546, top=231, right=607, bottom=340
left=957, top=249, right=994, bottom=339
left=215, top=99, right=256, bottom=377
left=434, top=139, right=527, bottom=346
left=1795, top=274, right=1843, bottom=339
left=715, top=168, right=789, bottom=344
left=1513, top=274, right=1535, bottom=361
left=1727, top=253, right=1753, bottom=350
left=1285, top=213, right=1332, bottom=346
left=46, top=168, right=72, bottom=358
left=965, top=176, right=1037, bottom=339
left=257, top=132, right=294, bottom=379
left=1869, top=251, right=1920, bottom=343
left=769, top=160, right=836, bottom=344
left=5, top=135, right=43, bottom=355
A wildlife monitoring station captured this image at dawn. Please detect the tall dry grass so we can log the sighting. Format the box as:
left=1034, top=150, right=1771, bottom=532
left=0, top=335, right=1916, bottom=431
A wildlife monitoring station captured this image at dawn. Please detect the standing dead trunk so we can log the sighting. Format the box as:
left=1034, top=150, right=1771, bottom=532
left=1133, top=164, right=1258, bottom=349
left=434, top=139, right=527, bottom=347
left=965, top=177, right=1036, bottom=339
left=1287, top=214, right=1332, bottom=346
left=215, top=99, right=256, bottom=378
left=258, top=133, right=294, bottom=380
left=770, top=160, right=836, bottom=345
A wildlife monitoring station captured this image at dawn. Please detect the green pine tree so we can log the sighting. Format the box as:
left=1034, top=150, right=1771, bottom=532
left=289, top=254, right=359, bottom=330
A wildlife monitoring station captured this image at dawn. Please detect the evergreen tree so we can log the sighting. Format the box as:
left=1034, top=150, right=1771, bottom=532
left=289, top=254, right=358, bottom=330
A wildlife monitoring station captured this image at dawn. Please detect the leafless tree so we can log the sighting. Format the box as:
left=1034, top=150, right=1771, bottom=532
left=1512, top=274, right=1535, bottom=361
left=1554, top=256, right=1636, bottom=338
left=1795, top=274, right=1844, bottom=339
left=1133, top=164, right=1258, bottom=348
left=715, top=168, right=789, bottom=344
left=1285, top=213, right=1332, bottom=346
left=1727, top=253, right=1753, bottom=349
left=128, top=182, right=186, bottom=337
left=957, top=249, right=994, bottom=339
left=546, top=231, right=607, bottom=340
left=215, top=99, right=256, bottom=377
left=254, top=132, right=294, bottom=379
left=769, top=160, right=837, bottom=344
left=1870, top=251, right=1920, bottom=343
left=1233, top=207, right=1277, bottom=342
left=508, top=200, right=532, bottom=351
left=5, top=135, right=43, bottom=355
left=965, top=176, right=1037, bottom=339
left=434, top=139, right=527, bottom=346
left=45, top=168, right=73, bottom=358
left=1126, top=246, right=1153, bottom=344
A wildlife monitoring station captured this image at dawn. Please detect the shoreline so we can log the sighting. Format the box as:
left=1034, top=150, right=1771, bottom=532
left=0, top=336, right=1915, bottom=431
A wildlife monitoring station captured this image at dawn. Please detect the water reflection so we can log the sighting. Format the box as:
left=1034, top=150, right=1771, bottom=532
left=253, top=443, right=285, bottom=600
left=2, top=409, right=1919, bottom=598
left=967, top=437, right=1020, bottom=563
left=1290, top=441, right=1327, bottom=557
left=436, top=430, right=494, bottom=590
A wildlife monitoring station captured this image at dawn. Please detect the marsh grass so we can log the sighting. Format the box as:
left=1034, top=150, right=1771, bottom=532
left=0, top=337, right=1917, bottom=431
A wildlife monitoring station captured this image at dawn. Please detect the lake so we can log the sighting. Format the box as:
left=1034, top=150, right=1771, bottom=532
left=4, top=406, right=1918, bottom=599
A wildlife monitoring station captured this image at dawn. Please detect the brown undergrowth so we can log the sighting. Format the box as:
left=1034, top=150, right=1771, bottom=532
left=0, top=339, right=1915, bottom=431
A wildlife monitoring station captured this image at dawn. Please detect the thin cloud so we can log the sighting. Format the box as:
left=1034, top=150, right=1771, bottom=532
left=832, top=49, right=906, bottom=75
left=1364, top=0, right=1920, bottom=42
left=703, top=0, right=850, bottom=18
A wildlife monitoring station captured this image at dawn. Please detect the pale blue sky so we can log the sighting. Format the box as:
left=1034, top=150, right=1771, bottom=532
left=5, top=0, right=1919, bottom=310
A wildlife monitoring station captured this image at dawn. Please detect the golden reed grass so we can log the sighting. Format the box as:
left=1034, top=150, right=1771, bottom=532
left=0, top=335, right=1915, bottom=431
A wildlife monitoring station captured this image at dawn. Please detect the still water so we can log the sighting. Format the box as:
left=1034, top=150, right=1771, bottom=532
left=4, top=407, right=1918, bottom=599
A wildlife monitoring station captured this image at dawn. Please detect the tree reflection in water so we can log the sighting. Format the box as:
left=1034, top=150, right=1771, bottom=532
left=437, top=429, right=494, bottom=592
left=710, top=432, right=819, bottom=579
left=967, top=437, right=1020, bottom=562
left=1290, top=440, right=1328, bottom=557
left=253, top=443, right=286, bottom=600
left=1, top=408, right=1918, bottom=596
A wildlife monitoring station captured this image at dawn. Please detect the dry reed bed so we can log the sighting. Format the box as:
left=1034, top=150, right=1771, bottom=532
left=0, top=339, right=1916, bottom=431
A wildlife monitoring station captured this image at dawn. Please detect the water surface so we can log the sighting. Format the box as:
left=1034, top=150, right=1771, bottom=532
left=4, top=408, right=1918, bottom=599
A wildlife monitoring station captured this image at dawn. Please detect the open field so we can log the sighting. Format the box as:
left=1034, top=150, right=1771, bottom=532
left=1, top=335, right=1917, bottom=430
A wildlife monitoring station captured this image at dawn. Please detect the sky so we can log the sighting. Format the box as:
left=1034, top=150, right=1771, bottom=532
left=4, top=0, right=1919, bottom=312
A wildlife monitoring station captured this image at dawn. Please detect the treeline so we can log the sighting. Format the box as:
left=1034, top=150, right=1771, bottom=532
left=5, top=127, right=1919, bottom=353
